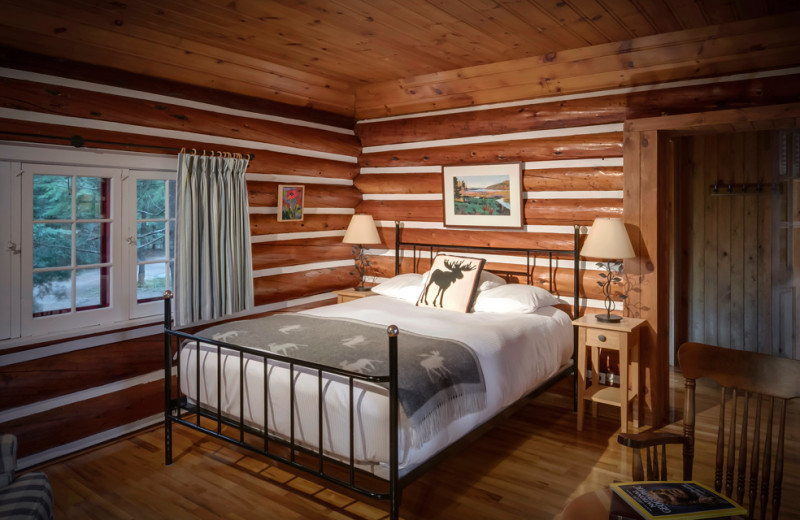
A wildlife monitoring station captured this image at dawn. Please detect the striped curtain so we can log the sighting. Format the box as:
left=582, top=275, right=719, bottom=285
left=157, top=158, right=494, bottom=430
left=174, top=152, right=253, bottom=326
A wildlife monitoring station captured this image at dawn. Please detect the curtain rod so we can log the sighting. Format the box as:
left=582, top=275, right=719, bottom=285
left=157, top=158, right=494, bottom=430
left=0, top=131, right=255, bottom=160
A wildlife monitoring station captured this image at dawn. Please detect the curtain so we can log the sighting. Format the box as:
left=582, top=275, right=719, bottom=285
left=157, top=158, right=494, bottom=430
left=174, top=152, right=253, bottom=326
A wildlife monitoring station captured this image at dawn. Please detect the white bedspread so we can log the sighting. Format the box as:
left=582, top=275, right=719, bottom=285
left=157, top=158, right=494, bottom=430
left=178, top=295, right=572, bottom=477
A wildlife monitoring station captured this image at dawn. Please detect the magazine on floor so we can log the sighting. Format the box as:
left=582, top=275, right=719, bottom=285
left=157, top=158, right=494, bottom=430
left=609, top=481, right=746, bottom=520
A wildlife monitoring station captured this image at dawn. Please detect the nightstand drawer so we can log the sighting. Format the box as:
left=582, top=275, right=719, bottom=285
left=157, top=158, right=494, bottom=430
left=584, top=329, right=625, bottom=349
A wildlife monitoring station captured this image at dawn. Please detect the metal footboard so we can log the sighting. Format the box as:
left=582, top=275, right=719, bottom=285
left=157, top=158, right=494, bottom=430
left=163, top=292, right=403, bottom=517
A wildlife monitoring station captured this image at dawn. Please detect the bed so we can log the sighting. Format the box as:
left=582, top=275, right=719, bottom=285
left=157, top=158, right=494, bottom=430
left=163, top=222, right=581, bottom=519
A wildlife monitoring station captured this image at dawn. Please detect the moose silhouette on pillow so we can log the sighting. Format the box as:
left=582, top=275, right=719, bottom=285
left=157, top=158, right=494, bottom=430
left=417, top=255, right=485, bottom=313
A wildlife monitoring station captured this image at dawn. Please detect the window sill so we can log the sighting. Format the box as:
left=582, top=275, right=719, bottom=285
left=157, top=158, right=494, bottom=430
left=0, top=315, right=164, bottom=354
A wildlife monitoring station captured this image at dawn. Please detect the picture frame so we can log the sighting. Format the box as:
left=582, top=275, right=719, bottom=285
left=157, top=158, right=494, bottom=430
left=442, top=163, right=523, bottom=228
left=277, top=184, right=305, bottom=222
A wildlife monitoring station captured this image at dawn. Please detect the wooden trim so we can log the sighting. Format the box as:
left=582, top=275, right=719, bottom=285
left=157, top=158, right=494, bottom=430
left=0, top=46, right=355, bottom=129
left=624, top=102, right=800, bottom=132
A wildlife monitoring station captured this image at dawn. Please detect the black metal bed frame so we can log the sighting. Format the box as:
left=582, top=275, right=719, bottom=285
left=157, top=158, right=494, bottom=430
left=163, top=222, right=581, bottom=520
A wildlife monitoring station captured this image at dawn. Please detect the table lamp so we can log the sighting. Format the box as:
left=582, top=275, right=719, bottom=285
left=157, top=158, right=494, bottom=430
left=342, top=214, right=381, bottom=291
left=580, top=218, right=635, bottom=322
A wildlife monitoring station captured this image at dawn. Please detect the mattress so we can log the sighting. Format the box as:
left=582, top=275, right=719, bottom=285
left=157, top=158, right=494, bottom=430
left=178, top=295, right=572, bottom=477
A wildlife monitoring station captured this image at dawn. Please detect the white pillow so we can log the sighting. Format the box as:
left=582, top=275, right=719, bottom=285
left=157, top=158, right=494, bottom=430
left=371, top=273, right=425, bottom=303
left=422, top=269, right=506, bottom=292
left=478, top=270, right=507, bottom=292
left=472, top=284, right=561, bottom=313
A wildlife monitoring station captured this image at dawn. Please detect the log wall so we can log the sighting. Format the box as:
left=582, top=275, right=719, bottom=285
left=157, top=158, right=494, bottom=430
left=0, top=54, right=358, bottom=465
left=356, top=71, right=800, bottom=427
left=3, top=46, right=800, bottom=465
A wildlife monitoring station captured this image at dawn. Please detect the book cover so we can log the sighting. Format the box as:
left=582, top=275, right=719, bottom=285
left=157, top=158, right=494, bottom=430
left=609, top=481, right=746, bottom=520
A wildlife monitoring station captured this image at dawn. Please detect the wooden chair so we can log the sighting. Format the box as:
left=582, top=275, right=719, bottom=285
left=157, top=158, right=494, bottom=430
left=617, top=342, right=800, bottom=520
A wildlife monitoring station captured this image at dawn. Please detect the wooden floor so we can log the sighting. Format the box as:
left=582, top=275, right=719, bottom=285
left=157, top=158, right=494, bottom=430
left=36, top=369, right=800, bottom=519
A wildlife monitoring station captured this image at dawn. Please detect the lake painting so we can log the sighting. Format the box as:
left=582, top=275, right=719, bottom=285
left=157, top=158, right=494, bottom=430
left=452, top=174, right=512, bottom=216
left=443, top=163, right=522, bottom=228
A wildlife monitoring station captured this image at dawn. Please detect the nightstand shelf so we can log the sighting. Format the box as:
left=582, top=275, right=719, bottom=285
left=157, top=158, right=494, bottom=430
left=334, top=288, right=376, bottom=304
left=573, top=314, right=646, bottom=433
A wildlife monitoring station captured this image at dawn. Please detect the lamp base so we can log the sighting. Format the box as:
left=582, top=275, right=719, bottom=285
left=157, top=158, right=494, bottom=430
left=354, top=286, right=372, bottom=292
left=595, top=313, right=623, bottom=323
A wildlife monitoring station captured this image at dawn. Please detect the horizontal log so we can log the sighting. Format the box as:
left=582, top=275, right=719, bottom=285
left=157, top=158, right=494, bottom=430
left=253, top=266, right=357, bottom=306
left=252, top=241, right=353, bottom=270
left=0, top=45, right=355, bottom=129
left=358, top=133, right=623, bottom=167
left=0, top=333, right=162, bottom=410
left=357, top=198, right=621, bottom=225
left=0, top=119, right=355, bottom=176
left=354, top=168, right=623, bottom=194
left=248, top=182, right=361, bottom=209
left=247, top=150, right=358, bottom=179
left=355, top=173, right=442, bottom=194
left=0, top=379, right=165, bottom=458
left=524, top=198, right=622, bottom=225
left=249, top=213, right=352, bottom=236
left=356, top=200, right=441, bottom=221
left=379, top=226, right=580, bottom=251
left=356, top=74, right=800, bottom=146
left=523, top=167, right=623, bottom=191
left=0, top=77, right=360, bottom=157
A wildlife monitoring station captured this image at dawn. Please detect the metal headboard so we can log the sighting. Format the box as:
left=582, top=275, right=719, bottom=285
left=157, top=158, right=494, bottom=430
left=393, top=221, right=581, bottom=319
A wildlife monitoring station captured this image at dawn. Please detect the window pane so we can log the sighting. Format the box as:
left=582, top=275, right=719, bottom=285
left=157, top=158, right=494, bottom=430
left=76, top=267, right=109, bottom=310
left=137, top=262, right=167, bottom=302
left=33, top=175, right=71, bottom=220
left=168, top=180, right=176, bottom=217
left=137, top=222, right=166, bottom=261
left=76, top=223, right=109, bottom=265
left=169, top=219, right=175, bottom=258
left=137, top=180, right=165, bottom=219
left=76, top=177, right=109, bottom=219
left=33, top=223, right=72, bottom=268
left=33, top=270, right=71, bottom=315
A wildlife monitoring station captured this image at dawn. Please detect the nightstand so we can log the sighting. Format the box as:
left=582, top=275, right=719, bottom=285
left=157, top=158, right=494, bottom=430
left=573, top=314, right=646, bottom=433
left=334, top=288, right=376, bottom=304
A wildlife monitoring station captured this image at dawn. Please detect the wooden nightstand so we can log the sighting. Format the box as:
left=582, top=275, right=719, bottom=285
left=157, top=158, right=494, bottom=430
left=334, top=288, right=376, bottom=304
left=573, top=314, right=646, bottom=433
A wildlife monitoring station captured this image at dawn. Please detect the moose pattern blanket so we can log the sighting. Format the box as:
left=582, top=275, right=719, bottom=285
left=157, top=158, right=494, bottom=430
left=195, top=313, right=487, bottom=446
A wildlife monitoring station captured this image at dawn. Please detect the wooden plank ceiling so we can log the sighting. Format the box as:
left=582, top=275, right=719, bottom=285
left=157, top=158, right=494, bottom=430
left=0, top=0, right=799, bottom=118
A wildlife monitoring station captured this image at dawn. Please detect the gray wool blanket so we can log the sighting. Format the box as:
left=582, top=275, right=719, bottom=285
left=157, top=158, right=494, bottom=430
left=196, top=313, right=486, bottom=446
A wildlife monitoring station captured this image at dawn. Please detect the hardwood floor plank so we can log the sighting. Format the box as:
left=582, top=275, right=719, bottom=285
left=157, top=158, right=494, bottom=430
left=33, top=369, right=799, bottom=519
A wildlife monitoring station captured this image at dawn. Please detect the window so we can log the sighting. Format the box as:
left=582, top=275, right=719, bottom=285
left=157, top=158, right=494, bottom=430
left=31, top=173, right=112, bottom=317
left=128, top=173, right=176, bottom=319
left=0, top=146, right=176, bottom=342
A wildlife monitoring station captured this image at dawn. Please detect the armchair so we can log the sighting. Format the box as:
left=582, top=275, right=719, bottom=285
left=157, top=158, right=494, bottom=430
left=0, top=434, right=54, bottom=520
left=617, top=342, right=800, bottom=520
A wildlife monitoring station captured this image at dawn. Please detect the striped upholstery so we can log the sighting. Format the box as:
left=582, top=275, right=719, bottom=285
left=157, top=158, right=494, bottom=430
left=0, top=435, right=54, bottom=520
left=0, top=434, right=15, bottom=488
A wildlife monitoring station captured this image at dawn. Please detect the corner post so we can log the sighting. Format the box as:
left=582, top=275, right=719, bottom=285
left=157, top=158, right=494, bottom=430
left=163, top=290, right=174, bottom=465
left=387, top=324, right=401, bottom=519
left=573, top=224, right=580, bottom=411
left=394, top=221, right=401, bottom=276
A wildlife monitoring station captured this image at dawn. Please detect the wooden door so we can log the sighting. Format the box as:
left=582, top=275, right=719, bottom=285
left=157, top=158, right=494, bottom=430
left=679, top=130, right=800, bottom=360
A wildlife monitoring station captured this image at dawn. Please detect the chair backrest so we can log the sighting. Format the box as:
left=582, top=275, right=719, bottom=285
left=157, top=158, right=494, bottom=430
left=679, top=342, right=800, bottom=520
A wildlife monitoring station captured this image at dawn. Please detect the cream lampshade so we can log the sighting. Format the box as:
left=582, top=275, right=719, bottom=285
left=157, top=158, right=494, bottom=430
left=580, top=218, right=635, bottom=322
left=342, top=214, right=381, bottom=291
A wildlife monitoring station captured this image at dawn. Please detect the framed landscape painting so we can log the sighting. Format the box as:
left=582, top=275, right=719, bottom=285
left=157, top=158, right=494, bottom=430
left=442, top=163, right=523, bottom=228
left=277, top=184, right=304, bottom=222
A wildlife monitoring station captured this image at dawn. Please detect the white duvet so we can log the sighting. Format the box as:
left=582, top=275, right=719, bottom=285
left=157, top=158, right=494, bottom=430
left=178, top=295, right=572, bottom=477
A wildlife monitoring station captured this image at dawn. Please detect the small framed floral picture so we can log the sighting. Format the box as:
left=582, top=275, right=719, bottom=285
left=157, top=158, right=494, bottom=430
left=277, top=185, right=305, bottom=222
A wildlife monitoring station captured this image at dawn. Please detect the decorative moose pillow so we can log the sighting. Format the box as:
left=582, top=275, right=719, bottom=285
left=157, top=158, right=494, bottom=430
left=417, top=255, right=485, bottom=313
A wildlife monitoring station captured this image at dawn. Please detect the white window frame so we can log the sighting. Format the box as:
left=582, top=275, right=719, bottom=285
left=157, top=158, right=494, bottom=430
left=20, top=164, right=124, bottom=336
left=0, top=160, right=22, bottom=341
left=0, top=143, right=177, bottom=346
left=126, top=170, right=176, bottom=319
